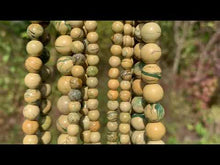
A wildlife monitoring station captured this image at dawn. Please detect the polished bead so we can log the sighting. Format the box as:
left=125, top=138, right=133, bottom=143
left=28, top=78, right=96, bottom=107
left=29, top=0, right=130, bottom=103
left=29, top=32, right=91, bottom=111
left=120, top=134, right=130, bottom=144
left=25, top=57, right=42, bottom=73
left=23, top=135, right=38, bottom=144
left=67, top=124, right=79, bottom=136
left=41, top=131, right=51, bottom=144
left=90, top=121, right=100, bottom=132
left=107, top=90, right=119, bottom=100
left=120, top=90, right=131, bottom=102
left=87, top=32, right=99, bottom=43
left=67, top=112, right=81, bottom=124
left=87, top=99, right=98, bottom=110
left=27, top=23, right=44, bottom=39
left=108, top=79, right=119, bottom=90
left=145, top=122, right=166, bottom=140
left=120, top=80, right=131, bottom=90
left=90, top=132, right=101, bottom=143
left=86, top=43, right=99, bottom=54
left=88, top=110, right=100, bottom=121
left=24, top=73, right=41, bottom=89
left=24, top=89, right=41, bottom=104
left=70, top=27, right=84, bottom=41
left=53, top=21, right=70, bottom=35
left=40, top=99, right=52, bottom=115
left=134, top=23, right=144, bottom=42
left=66, top=21, right=84, bottom=28
left=82, top=130, right=91, bottom=143
left=131, top=130, right=146, bottom=144
left=119, top=123, right=130, bottom=134
left=134, top=43, right=144, bottom=60
left=55, top=35, right=72, bottom=55
left=124, top=24, right=133, bottom=35
left=111, top=33, right=123, bottom=45
left=68, top=101, right=81, bottom=112
left=71, top=40, right=84, bottom=53
left=88, top=88, right=99, bottom=99
left=122, top=47, right=133, bottom=58
left=108, top=68, right=120, bottom=78
left=143, top=84, right=164, bottom=103
left=119, top=112, right=131, bottom=123
left=107, top=111, right=118, bottom=122
left=140, top=43, right=161, bottom=64
left=107, top=100, right=119, bottom=111
left=70, top=77, right=83, bottom=89
left=71, top=65, right=85, bottom=78
left=72, top=53, right=86, bottom=65
left=123, top=35, right=133, bottom=47
left=107, top=131, right=118, bottom=142
left=57, top=95, right=71, bottom=115
left=22, top=119, right=39, bottom=135
left=23, top=104, right=40, bottom=120
left=131, top=115, right=145, bottom=130
left=141, top=22, right=161, bottom=43
left=132, top=79, right=144, bottom=96
left=57, top=56, right=73, bottom=75
left=109, top=56, right=121, bottom=67
left=26, top=40, right=43, bottom=57
left=144, top=103, right=165, bottom=122
left=86, top=77, right=98, bottom=88
left=112, top=21, right=124, bottom=33
left=107, top=121, right=118, bottom=132
left=86, top=66, right=98, bottom=77
left=120, top=102, right=131, bottom=112
left=131, top=96, right=147, bottom=113
left=142, top=64, right=162, bottom=84
left=40, top=115, right=52, bottom=131
left=120, top=70, right=132, bottom=80
left=57, top=76, right=72, bottom=94
left=68, top=89, right=82, bottom=101
left=56, top=115, right=69, bottom=133
left=121, top=58, right=133, bottom=70
left=87, top=55, right=99, bottom=66
left=84, top=21, right=97, bottom=32
left=40, top=83, right=51, bottom=98
left=110, top=45, right=122, bottom=56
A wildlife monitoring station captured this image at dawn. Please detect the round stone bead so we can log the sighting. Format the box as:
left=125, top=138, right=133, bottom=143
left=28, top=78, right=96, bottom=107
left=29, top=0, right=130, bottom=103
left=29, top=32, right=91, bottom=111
left=108, top=79, right=119, bottom=90
left=110, top=45, right=122, bottom=56
left=134, top=23, right=144, bottom=42
left=108, top=68, right=120, bottom=78
left=22, top=119, right=39, bottom=135
left=23, top=104, right=40, bottom=120
left=124, top=24, right=133, bottom=35
left=57, top=56, right=73, bottom=75
left=140, top=43, right=162, bottom=64
left=66, top=135, right=78, bottom=144
left=131, top=97, right=147, bottom=113
left=107, top=90, right=119, bottom=100
left=112, top=21, right=124, bottom=33
left=82, top=130, right=91, bottom=143
left=56, top=115, right=69, bottom=133
left=70, top=77, right=82, bottom=89
left=133, top=61, right=144, bottom=78
left=26, top=40, right=43, bottom=57
left=67, top=124, right=79, bottom=136
left=120, top=90, right=131, bottom=102
left=68, top=101, right=81, bottom=112
left=40, top=99, right=52, bottom=115
left=71, top=40, right=85, bottom=53
left=134, top=43, right=144, bottom=60
left=27, top=23, right=44, bottom=39
left=120, top=134, right=130, bottom=144
left=57, top=76, right=72, bottom=94
left=142, top=64, right=162, bottom=84
left=66, top=21, right=84, bottom=28
left=87, top=55, right=99, bottom=66
left=109, top=56, right=121, bottom=67
left=40, top=115, right=52, bottom=131
left=80, top=116, right=90, bottom=130
left=90, top=132, right=101, bottom=143
left=107, top=100, right=119, bottom=111
left=123, top=35, right=133, bottom=47
left=111, top=33, right=123, bottom=45
left=57, top=134, right=67, bottom=144
left=147, top=140, right=165, bottom=144
left=24, top=73, right=41, bottom=89
left=88, top=88, right=99, bottom=99
left=131, top=130, right=146, bottom=144
left=119, top=123, right=130, bottom=134
left=68, top=89, right=82, bottom=101
left=70, top=27, right=85, bottom=41
left=90, top=121, right=100, bottom=132
left=57, top=95, right=71, bottom=115
left=86, top=66, right=98, bottom=77
left=120, top=80, right=131, bottom=90
left=72, top=53, right=86, bottom=65
left=121, top=58, right=133, bottom=70
left=86, top=43, right=99, bottom=54
left=67, top=112, right=81, bottom=124
left=23, top=135, right=38, bottom=144
left=131, top=115, right=145, bottom=130
left=84, top=21, right=97, bottom=32
left=87, top=99, right=99, bottom=110
left=141, top=22, right=161, bottom=43
left=122, top=47, right=133, bottom=58
left=41, top=131, right=51, bottom=144
left=120, top=102, right=132, bottom=112
left=25, top=57, right=42, bottom=73
left=88, top=110, right=100, bottom=121
left=119, top=112, right=131, bottom=123
left=132, top=79, right=144, bottom=96
left=107, top=121, right=118, bottom=132
left=86, top=77, right=98, bottom=88
left=121, top=70, right=132, bottom=81
left=24, top=89, right=41, bottom=104
left=143, top=84, right=164, bottom=103
left=107, top=111, right=118, bottom=122
left=87, top=32, right=98, bottom=43
left=145, top=122, right=166, bottom=140
left=55, top=35, right=72, bottom=55
left=107, top=131, right=118, bottom=142
left=144, top=103, right=165, bottom=122
left=40, top=83, right=52, bottom=98
left=71, top=65, right=85, bottom=78
left=53, top=21, right=70, bottom=35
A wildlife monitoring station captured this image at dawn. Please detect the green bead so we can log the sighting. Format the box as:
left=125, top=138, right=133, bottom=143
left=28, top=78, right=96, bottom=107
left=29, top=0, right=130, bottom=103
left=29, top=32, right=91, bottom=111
left=86, top=66, right=98, bottom=77
left=131, top=96, right=147, bottom=113
left=57, top=56, right=73, bottom=75
left=144, top=103, right=165, bottom=122
left=40, top=115, right=52, bottom=131
left=68, top=89, right=82, bottom=101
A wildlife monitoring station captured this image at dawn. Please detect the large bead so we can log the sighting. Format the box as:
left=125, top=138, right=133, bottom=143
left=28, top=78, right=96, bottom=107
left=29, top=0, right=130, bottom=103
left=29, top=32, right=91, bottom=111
left=24, top=89, right=41, bottom=104
left=24, top=73, right=41, bottom=89
left=26, top=40, right=43, bottom=57
left=144, top=103, right=165, bottom=122
left=23, top=104, right=40, bottom=120
left=140, top=43, right=161, bottom=64
left=143, top=84, right=164, bottom=103
left=112, top=21, right=124, bottom=33
left=22, top=119, right=39, bottom=135
left=57, top=76, right=72, bottom=94
left=25, top=57, right=42, bottom=73
left=145, top=122, right=166, bottom=140
left=57, top=95, right=71, bottom=115
left=23, top=135, right=38, bottom=144
left=140, top=22, right=161, bottom=43
left=27, top=23, right=44, bottom=39
left=131, top=114, right=145, bottom=130
left=55, top=35, right=72, bottom=55
left=131, top=96, right=147, bottom=113
left=57, top=56, right=73, bottom=75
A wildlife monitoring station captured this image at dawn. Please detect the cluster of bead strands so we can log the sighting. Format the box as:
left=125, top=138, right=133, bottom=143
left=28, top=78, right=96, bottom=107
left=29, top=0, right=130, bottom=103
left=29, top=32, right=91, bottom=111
left=118, top=21, right=135, bottom=144
left=139, top=21, right=166, bottom=144
left=23, top=21, right=52, bottom=144
left=54, top=21, right=86, bottom=144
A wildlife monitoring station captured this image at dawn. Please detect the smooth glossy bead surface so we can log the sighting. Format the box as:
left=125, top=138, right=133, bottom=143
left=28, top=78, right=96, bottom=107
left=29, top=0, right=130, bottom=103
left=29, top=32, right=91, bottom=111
left=134, top=43, right=144, bottom=60
left=131, top=97, right=146, bottom=113
left=131, top=130, right=146, bottom=144
left=23, top=135, right=38, bottom=144
left=142, top=64, right=162, bottom=84
left=87, top=32, right=99, bottom=43
left=41, top=131, right=51, bottom=144
left=119, top=123, right=130, bottom=134
left=131, top=116, right=145, bottom=130
left=145, top=122, right=166, bottom=140
left=108, top=68, right=120, bottom=78
left=107, top=101, right=119, bottom=111
left=57, top=95, right=71, bottom=115
left=24, top=73, right=41, bottom=89
left=57, top=76, right=72, bottom=94
left=107, top=90, right=119, bottom=100
left=109, top=56, right=121, bottom=68
left=144, top=103, right=165, bottom=122
left=57, top=56, right=73, bottom=75
left=67, top=124, right=79, bottom=136
left=87, top=55, right=99, bottom=66
left=90, top=121, right=100, bottom=132
left=88, top=110, right=100, bottom=121
left=119, top=112, right=131, bottom=123
left=70, top=27, right=84, bottom=41
left=71, top=41, right=84, bottom=53
left=24, top=89, right=41, bottom=103
left=140, top=43, right=161, bottom=64
left=141, top=22, right=161, bottom=43
left=108, top=79, right=119, bottom=90
left=143, top=84, right=164, bottom=103
left=107, top=121, right=118, bottom=132
left=27, top=24, right=44, bottom=39
left=84, top=21, right=97, bottom=32
left=110, top=45, right=122, bottom=56
left=112, top=21, right=124, bottom=33
left=25, top=57, right=42, bottom=73
left=55, top=35, right=72, bottom=55
left=120, top=134, right=130, bottom=144
left=23, top=104, right=40, bottom=120
left=26, top=40, right=43, bottom=57
left=22, top=120, right=39, bottom=135
left=90, top=132, right=101, bottom=143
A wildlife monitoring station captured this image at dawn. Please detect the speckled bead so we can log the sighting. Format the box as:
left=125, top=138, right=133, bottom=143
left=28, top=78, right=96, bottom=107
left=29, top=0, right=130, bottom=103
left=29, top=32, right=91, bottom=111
left=123, top=35, right=134, bottom=47
left=86, top=77, right=98, bottom=88
left=24, top=73, right=42, bottom=89
left=68, top=89, right=82, bottom=101
left=131, top=97, right=147, bottom=113
left=107, top=131, right=118, bottom=142
left=57, top=95, right=71, bottom=115
left=145, top=122, right=166, bottom=140
left=26, top=40, right=43, bottom=57
left=25, top=57, right=43, bottom=73
left=140, top=43, right=161, bottom=64
left=24, top=89, right=41, bottom=104
left=71, top=40, right=85, bottom=53
left=111, top=33, right=123, bottom=45
left=120, top=70, right=132, bottom=81
left=107, top=121, right=118, bottom=132
left=121, top=58, right=134, bottom=70
left=68, top=101, right=81, bottom=112
left=67, top=112, right=81, bottom=124
left=107, top=100, right=119, bottom=111
left=57, top=56, right=73, bottom=75
left=56, top=115, right=69, bottom=133
left=143, top=84, right=164, bottom=103
left=124, top=24, right=133, bottom=36
left=23, top=104, right=40, bottom=120
left=39, top=65, right=51, bottom=82
left=86, top=66, right=98, bottom=77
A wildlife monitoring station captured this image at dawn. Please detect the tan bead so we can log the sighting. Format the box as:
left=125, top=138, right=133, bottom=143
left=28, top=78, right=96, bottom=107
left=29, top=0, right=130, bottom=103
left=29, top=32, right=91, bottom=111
left=71, top=40, right=84, bottom=53
left=67, top=112, right=81, bottom=124
left=90, top=132, right=101, bottom=143
left=67, top=124, right=79, bottom=136
left=143, top=84, right=164, bottom=103
left=110, top=45, right=122, bottom=56
left=123, top=35, right=133, bottom=47
left=142, top=64, right=162, bottom=84
left=23, top=135, right=38, bottom=144
left=124, top=24, right=133, bottom=35
left=87, top=32, right=98, bottom=43
left=88, top=88, right=99, bottom=99
left=68, top=101, right=81, bottom=112
left=141, top=22, right=161, bottom=43
left=27, top=23, right=44, bottom=39
left=25, top=57, right=42, bottom=73
left=86, top=43, right=99, bottom=54
left=55, top=35, right=72, bottom=55
left=131, top=97, right=146, bottom=113
left=57, top=134, right=68, bottom=144
left=87, top=99, right=99, bottom=110
left=24, top=73, right=41, bottom=89
left=134, top=23, right=144, bottom=42
left=108, top=79, right=119, bottom=90
left=121, top=70, right=132, bottom=80
left=145, top=122, right=166, bottom=140
left=24, top=89, right=41, bottom=104
left=90, top=121, right=100, bottom=132
left=40, top=99, right=52, bottom=115
left=23, top=104, right=40, bottom=120
left=109, top=56, right=121, bottom=67
left=70, top=27, right=84, bottom=41
left=131, top=116, right=145, bottom=130
left=53, top=21, right=70, bottom=35
left=81, top=116, right=90, bottom=130
left=107, top=100, right=119, bottom=111
left=120, top=102, right=131, bottom=112
left=133, top=61, right=144, bottom=78
left=57, top=76, right=72, bottom=94
left=144, top=103, right=165, bottom=122
left=112, top=21, right=124, bottom=33
left=22, top=119, right=39, bottom=135
left=120, top=134, right=130, bottom=144
left=82, top=130, right=91, bottom=143
left=121, top=58, right=133, bottom=70
left=119, top=123, right=130, bottom=134
left=119, top=112, right=131, bottom=123
left=140, top=43, right=161, bottom=64
left=71, top=65, right=85, bottom=78
left=107, top=121, right=118, bottom=132
left=134, top=43, right=144, bottom=60
left=86, top=77, right=98, bottom=88
left=122, top=47, right=133, bottom=58
left=147, top=140, right=165, bottom=144
left=57, top=95, right=71, bottom=115
left=66, top=21, right=84, bottom=28
left=107, top=132, right=118, bottom=142
left=108, top=68, right=120, bottom=78
left=41, top=131, right=51, bottom=144
left=84, top=21, right=97, bottom=32
left=87, top=55, right=99, bottom=66
left=26, top=40, right=43, bottom=57
left=88, top=110, right=100, bottom=121
left=131, top=130, right=146, bottom=144
left=69, top=77, right=82, bottom=89
left=120, top=80, right=131, bottom=90
left=56, top=115, right=69, bottom=133
left=57, top=56, right=73, bottom=75
left=40, top=83, right=52, bottom=98
left=132, top=79, right=144, bottom=96
left=107, top=90, right=119, bottom=100
left=111, top=33, right=123, bottom=45
left=120, top=90, right=131, bottom=102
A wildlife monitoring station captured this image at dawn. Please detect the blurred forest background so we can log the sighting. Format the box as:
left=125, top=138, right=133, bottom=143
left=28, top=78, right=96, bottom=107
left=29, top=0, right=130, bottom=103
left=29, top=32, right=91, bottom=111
left=0, top=21, right=220, bottom=144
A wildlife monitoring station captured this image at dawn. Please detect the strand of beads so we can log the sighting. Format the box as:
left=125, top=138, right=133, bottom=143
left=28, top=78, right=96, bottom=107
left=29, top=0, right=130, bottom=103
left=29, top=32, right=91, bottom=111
left=139, top=21, right=166, bottom=144
left=23, top=21, right=51, bottom=144
left=118, top=21, right=135, bottom=144
left=106, top=21, right=123, bottom=144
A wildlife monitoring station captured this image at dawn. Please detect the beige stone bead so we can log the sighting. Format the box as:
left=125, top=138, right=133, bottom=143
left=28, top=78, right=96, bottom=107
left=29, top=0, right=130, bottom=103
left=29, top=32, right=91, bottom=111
left=131, top=116, right=145, bottom=130
left=26, top=40, right=43, bottom=57
left=24, top=89, right=41, bottom=104
left=119, top=123, right=130, bottom=134
left=57, top=95, right=71, bottom=115
left=84, top=21, right=97, bottom=32
left=145, top=122, right=166, bottom=141
left=107, top=100, right=119, bottom=111
left=134, top=23, right=144, bottom=42
left=134, top=43, right=144, bottom=60
left=23, top=135, right=38, bottom=144
left=66, top=21, right=84, bottom=28
left=131, top=96, right=146, bottom=113
left=70, top=27, right=84, bottom=41
left=120, top=80, right=131, bottom=90
left=67, top=124, right=79, bottom=136
left=140, top=43, right=161, bottom=64
left=121, top=58, right=133, bottom=70
left=87, top=55, right=100, bottom=66
left=27, top=23, right=44, bottom=39
left=57, top=134, right=68, bottom=144
left=87, top=32, right=99, bottom=43
left=119, top=112, right=131, bottom=123
left=41, top=131, right=51, bottom=144
left=56, top=115, right=69, bottom=133
left=112, top=21, right=124, bottom=33
left=68, top=101, right=81, bottom=112
left=123, top=35, right=133, bottom=47
left=88, top=88, right=99, bottom=99
left=90, top=121, right=100, bottom=132
left=141, top=22, right=161, bottom=43
left=22, top=119, right=39, bottom=135
left=23, top=104, right=40, bottom=120
left=90, top=132, right=101, bottom=143
left=132, top=79, right=144, bottom=96
left=87, top=99, right=99, bottom=110
left=25, top=57, right=42, bottom=73
left=107, top=111, right=118, bottom=122
left=86, top=43, right=99, bottom=54
left=108, top=68, right=120, bottom=78
left=107, top=132, right=118, bottom=142
left=131, top=130, right=146, bottom=144
left=147, top=140, right=165, bottom=144
left=71, top=65, right=85, bottom=78
left=120, top=134, right=130, bottom=144
left=57, top=56, right=73, bottom=76
left=88, top=110, right=100, bottom=121
left=111, top=33, right=123, bottom=45
left=124, top=24, right=133, bottom=35
left=53, top=21, right=70, bottom=35
left=71, top=40, right=84, bottom=53
left=82, top=130, right=91, bottom=143
left=81, top=116, right=90, bottom=130
left=125, top=21, right=135, bottom=25
left=57, top=76, right=72, bottom=94
left=24, top=73, right=41, bottom=89
left=107, top=121, right=118, bottom=132
left=86, top=77, right=98, bottom=88
left=142, top=64, right=162, bottom=84
left=110, top=45, right=122, bottom=56
left=107, top=90, right=119, bottom=100
left=55, top=35, right=72, bottom=55
left=122, top=47, right=133, bottom=58
left=109, top=56, right=121, bottom=68
left=120, top=90, right=131, bottom=102
left=120, top=102, right=131, bottom=112
left=108, top=79, right=119, bottom=90
left=70, top=77, right=83, bottom=89
left=143, top=84, right=164, bottom=103
left=67, top=112, right=81, bottom=124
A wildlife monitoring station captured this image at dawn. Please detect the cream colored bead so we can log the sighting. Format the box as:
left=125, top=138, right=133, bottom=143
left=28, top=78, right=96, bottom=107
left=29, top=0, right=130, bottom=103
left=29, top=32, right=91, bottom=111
left=26, top=40, right=43, bottom=57
left=82, top=130, right=91, bottom=143
left=108, top=68, right=120, bottom=78
left=120, top=102, right=131, bottom=112
left=131, top=116, right=145, bottom=130
left=110, top=45, right=122, bottom=56
left=56, top=115, right=69, bottom=133
left=107, top=100, right=119, bottom=111
left=108, top=79, right=119, bottom=90
left=71, top=65, right=85, bottom=78
left=67, top=112, right=81, bottom=124
left=67, top=124, right=79, bottom=136
left=88, top=110, right=100, bottom=121
left=88, top=88, right=99, bottom=99
left=23, top=104, right=40, bottom=120
left=107, top=121, right=118, bottom=132
left=143, top=84, right=164, bottom=103
left=107, top=90, right=119, bottom=100
left=66, top=21, right=84, bottom=28
left=123, top=35, right=133, bottom=47
left=87, top=32, right=99, bottom=43
left=86, top=43, right=99, bottom=54
left=112, top=21, right=124, bottom=33
left=119, top=112, right=131, bottom=123
left=70, top=27, right=84, bottom=41
left=57, top=95, right=71, bottom=115
left=147, top=140, right=165, bottom=144
left=121, top=58, right=133, bottom=70
left=120, top=80, right=131, bottom=90
left=134, top=23, right=144, bottom=41
left=120, top=90, right=131, bottom=102
left=119, top=123, right=130, bottom=134
left=140, top=22, right=161, bottom=43
left=55, top=35, right=72, bottom=55
left=68, top=101, right=81, bottom=112
left=87, top=99, right=98, bottom=110
left=124, top=24, right=133, bottom=35
left=23, top=135, right=38, bottom=144
left=87, top=55, right=100, bottom=66
left=84, top=21, right=97, bottom=32
left=140, top=43, right=161, bottom=64
left=122, top=47, right=133, bottom=58
left=109, top=56, right=121, bottom=68
left=120, top=134, right=130, bottom=144
left=57, top=76, right=72, bottom=95
left=90, top=132, right=101, bottom=143
left=57, top=134, right=68, bottom=144
left=81, top=116, right=90, bottom=130
left=86, top=77, right=98, bottom=88
left=134, top=43, right=144, bottom=60
left=41, top=131, right=51, bottom=144
left=71, top=40, right=85, bottom=53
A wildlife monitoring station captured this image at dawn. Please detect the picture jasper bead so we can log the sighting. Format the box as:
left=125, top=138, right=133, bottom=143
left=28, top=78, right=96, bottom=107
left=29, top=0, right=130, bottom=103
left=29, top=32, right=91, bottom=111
left=140, top=22, right=161, bottom=43
left=119, top=112, right=131, bottom=123
left=120, top=134, right=130, bottom=144
left=108, top=79, right=119, bottom=90
left=23, top=104, right=40, bottom=120
left=57, top=76, right=72, bottom=94
left=144, top=103, right=165, bottom=122
left=121, top=70, right=132, bottom=81
left=142, top=64, right=162, bottom=84
left=108, top=68, right=120, bottom=78
left=119, top=123, right=130, bottom=134
left=57, top=56, right=73, bottom=75
left=143, top=84, right=164, bottom=103
left=131, top=130, right=146, bottom=144
left=132, top=79, right=144, bottom=96
left=86, top=43, right=99, bottom=54
left=67, top=112, right=81, bottom=124
left=120, top=102, right=132, bottom=112
left=112, top=21, right=124, bottom=33
left=134, top=43, right=144, bottom=60
left=131, top=97, right=147, bottom=113
left=133, top=61, right=144, bottom=78
left=71, top=65, right=85, bottom=78
left=145, top=122, right=166, bottom=140
left=72, top=53, right=86, bottom=65
left=26, top=40, right=43, bottom=57
left=120, top=90, right=131, bottom=102
left=24, top=89, right=41, bottom=104
left=40, top=99, right=52, bottom=115
left=67, top=124, right=79, bottom=136
left=23, top=135, right=38, bottom=144
left=124, top=24, right=133, bottom=35
left=140, top=43, right=161, bottom=64
left=66, top=21, right=84, bottom=28
left=88, top=88, right=99, bottom=99
left=122, top=47, right=134, bottom=58
left=84, top=21, right=97, bottom=32
left=71, top=40, right=85, bottom=53
left=40, top=115, right=52, bottom=131
left=121, top=58, right=134, bottom=70
left=25, top=57, right=43, bottom=73
left=22, top=119, right=39, bottom=135
left=90, top=121, right=101, bottom=132
left=70, top=27, right=85, bottom=41
left=123, top=35, right=133, bottom=47
left=56, top=115, right=69, bottom=133
left=86, top=77, right=98, bottom=88
left=57, top=134, right=68, bottom=144
left=87, top=55, right=99, bottom=66
left=107, top=90, right=119, bottom=100
left=87, top=99, right=99, bottom=110
left=131, top=115, right=145, bottom=130
left=88, top=110, right=100, bottom=121
left=147, top=140, right=165, bottom=144
left=55, top=35, right=72, bottom=55
left=87, top=32, right=98, bottom=43
left=90, top=132, right=101, bottom=143
left=107, top=100, right=119, bottom=111
left=68, top=101, right=81, bottom=112
left=40, top=83, right=52, bottom=98
left=120, top=80, right=131, bottom=90
left=86, top=66, right=98, bottom=77
left=41, top=131, right=51, bottom=144
left=57, top=95, right=71, bottom=115
left=27, top=23, right=44, bottom=39
left=110, top=45, right=122, bottom=56
left=107, top=111, right=118, bottom=122
left=53, top=21, right=70, bottom=35
left=68, top=89, right=82, bottom=101
left=24, top=73, right=41, bottom=89
left=111, top=33, right=123, bottom=45
left=70, top=77, right=83, bottom=89
left=109, top=56, right=121, bottom=68
left=107, top=131, right=118, bottom=142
